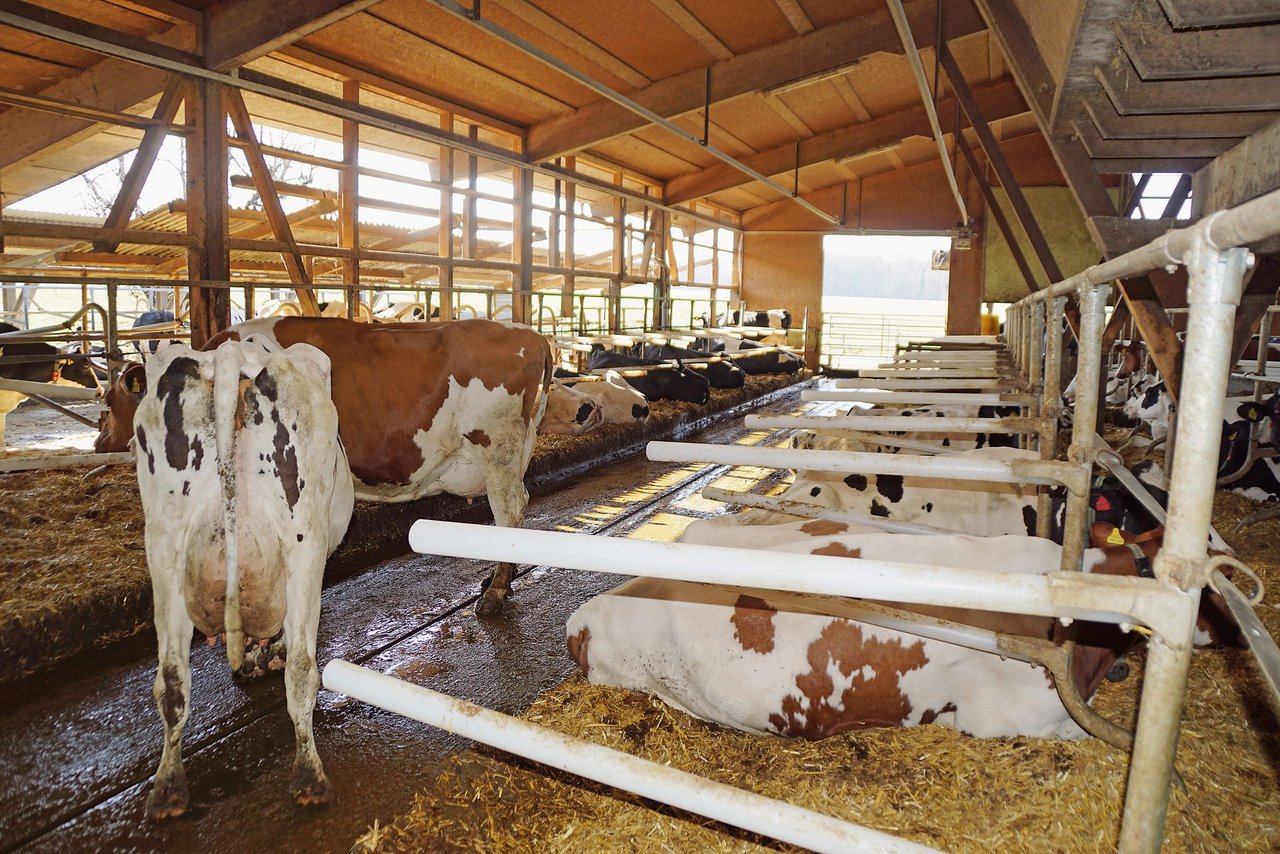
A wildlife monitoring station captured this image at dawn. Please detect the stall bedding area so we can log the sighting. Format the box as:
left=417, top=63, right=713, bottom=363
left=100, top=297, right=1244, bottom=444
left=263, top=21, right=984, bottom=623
left=353, top=497, right=1280, bottom=852
left=0, top=373, right=803, bottom=686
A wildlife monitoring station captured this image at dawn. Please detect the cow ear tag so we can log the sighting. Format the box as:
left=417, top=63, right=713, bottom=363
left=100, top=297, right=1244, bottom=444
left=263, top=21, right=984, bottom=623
left=1241, top=404, right=1264, bottom=422
left=1106, top=527, right=1125, bottom=546
left=129, top=377, right=143, bottom=394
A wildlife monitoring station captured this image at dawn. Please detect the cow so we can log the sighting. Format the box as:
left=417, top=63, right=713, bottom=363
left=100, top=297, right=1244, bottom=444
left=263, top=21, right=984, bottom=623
left=541, top=382, right=604, bottom=435
left=727, top=338, right=805, bottom=375
left=560, top=370, right=650, bottom=425
left=1218, top=393, right=1280, bottom=503
left=0, top=321, right=99, bottom=450
left=96, top=317, right=551, bottom=613
left=586, top=347, right=710, bottom=404
left=131, top=309, right=177, bottom=356
left=566, top=523, right=1237, bottom=741
left=703, top=308, right=792, bottom=330
left=1123, top=375, right=1171, bottom=439
left=136, top=339, right=354, bottom=820
left=826, top=402, right=1021, bottom=452
left=637, top=343, right=746, bottom=389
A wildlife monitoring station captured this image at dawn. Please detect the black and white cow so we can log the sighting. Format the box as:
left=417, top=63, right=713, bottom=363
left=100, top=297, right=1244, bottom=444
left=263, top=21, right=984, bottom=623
left=586, top=348, right=711, bottom=404
left=136, top=338, right=354, bottom=819
left=638, top=343, right=746, bottom=389
left=0, top=321, right=99, bottom=449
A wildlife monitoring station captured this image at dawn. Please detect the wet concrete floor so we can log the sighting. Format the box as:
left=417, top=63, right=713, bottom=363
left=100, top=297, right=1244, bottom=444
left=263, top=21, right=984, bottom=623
left=0, top=385, right=811, bottom=853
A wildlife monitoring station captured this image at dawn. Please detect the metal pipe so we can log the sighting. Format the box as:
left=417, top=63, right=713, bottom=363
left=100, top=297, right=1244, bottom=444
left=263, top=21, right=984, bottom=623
left=883, top=0, right=967, bottom=223
left=747, top=414, right=1042, bottom=435
left=855, top=367, right=1003, bottom=378
left=1118, top=237, right=1250, bottom=854
left=801, top=390, right=1036, bottom=406
left=0, top=378, right=100, bottom=399
left=0, top=451, right=133, bottom=474
left=1254, top=309, right=1272, bottom=402
left=647, top=440, right=1074, bottom=487
left=701, top=486, right=955, bottom=534
left=833, top=378, right=1014, bottom=390
left=1058, top=283, right=1109, bottom=575
left=322, top=660, right=936, bottom=854
left=429, top=0, right=840, bottom=226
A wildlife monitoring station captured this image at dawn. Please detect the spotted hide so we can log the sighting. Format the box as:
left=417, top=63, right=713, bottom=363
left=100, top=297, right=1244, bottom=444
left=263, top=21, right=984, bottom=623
left=136, top=340, right=353, bottom=820
left=99, top=317, right=551, bottom=612
left=541, top=381, right=603, bottom=435
left=567, top=526, right=1235, bottom=740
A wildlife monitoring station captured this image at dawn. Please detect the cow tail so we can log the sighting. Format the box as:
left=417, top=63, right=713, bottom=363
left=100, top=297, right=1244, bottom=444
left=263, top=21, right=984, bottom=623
left=539, top=338, right=553, bottom=421
left=213, top=344, right=246, bottom=672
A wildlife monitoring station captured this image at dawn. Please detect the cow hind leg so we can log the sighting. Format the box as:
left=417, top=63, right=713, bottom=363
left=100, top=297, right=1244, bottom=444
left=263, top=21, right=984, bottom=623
left=283, top=567, right=329, bottom=806
left=475, top=434, right=531, bottom=615
left=146, top=586, right=195, bottom=820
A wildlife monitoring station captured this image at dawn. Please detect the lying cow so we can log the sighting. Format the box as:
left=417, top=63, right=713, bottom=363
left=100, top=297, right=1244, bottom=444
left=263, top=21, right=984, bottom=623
left=137, top=339, right=354, bottom=819
left=703, top=308, right=792, bottom=329
left=541, top=382, right=603, bottom=435
left=726, top=338, right=805, bottom=375
left=0, top=321, right=99, bottom=450
left=567, top=523, right=1236, bottom=741
left=555, top=369, right=650, bottom=425
left=586, top=347, right=710, bottom=404
left=637, top=343, right=745, bottom=389
left=830, top=402, right=1021, bottom=452
left=1219, top=393, right=1280, bottom=503
left=97, top=317, right=551, bottom=613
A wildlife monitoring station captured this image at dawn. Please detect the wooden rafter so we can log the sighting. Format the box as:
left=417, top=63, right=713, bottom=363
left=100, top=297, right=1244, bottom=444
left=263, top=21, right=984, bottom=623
left=1082, top=94, right=1275, bottom=142
left=666, top=80, right=1026, bottom=204
left=201, top=0, right=385, bottom=71
left=1117, top=0, right=1280, bottom=79
left=95, top=76, right=187, bottom=253
left=524, top=0, right=985, bottom=162
left=954, top=133, right=1038, bottom=294
left=225, top=88, right=321, bottom=315
left=185, top=79, right=232, bottom=348
left=1096, top=50, right=1280, bottom=116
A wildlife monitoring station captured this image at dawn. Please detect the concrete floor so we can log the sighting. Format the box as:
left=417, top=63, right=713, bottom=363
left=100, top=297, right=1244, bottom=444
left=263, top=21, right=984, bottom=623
left=0, top=386, right=807, bottom=853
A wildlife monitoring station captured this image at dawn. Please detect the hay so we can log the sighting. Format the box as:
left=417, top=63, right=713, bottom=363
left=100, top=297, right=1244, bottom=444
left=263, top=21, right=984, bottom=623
left=358, top=491, right=1280, bottom=853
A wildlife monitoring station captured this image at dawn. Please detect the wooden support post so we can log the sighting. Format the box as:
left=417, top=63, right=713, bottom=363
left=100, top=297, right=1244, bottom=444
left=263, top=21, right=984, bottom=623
left=1228, top=255, right=1280, bottom=371
left=649, top=207, right=669, bottom=329
left=340, top=79, right=361, bottom=314
left=1101, top=300, right=1131, bottom=352
left=561, top=156, right=576, bottom=321
left=513, top=166, right=533, bottom=325
left=226, top=88, right=320, bottom=315
left=96, top=76, right=186, bottom=253
left=946, top=143, right=983, bottom=335
left=1160, top=174, right=1192, bottom=218
left=610, top=182, right=623, bottom=333
left=185, top=79, right=231, bottom=349
left=465, top=125, right=479, bottom=262
left=437, top=114, right=455, bottom=321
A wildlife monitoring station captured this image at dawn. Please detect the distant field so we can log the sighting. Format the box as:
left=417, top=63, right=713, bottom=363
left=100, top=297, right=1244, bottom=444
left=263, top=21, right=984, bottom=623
left=820, top=295, right=949, bottom=369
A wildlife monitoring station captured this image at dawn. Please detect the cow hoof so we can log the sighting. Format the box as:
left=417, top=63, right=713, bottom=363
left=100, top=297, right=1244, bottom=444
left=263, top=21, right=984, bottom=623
left=475, top=589, right=508, bottom=616
left=146, top=776, right=189, bottom=820
left=236, top=635, right=286, bottom=678
left=291, top=767, right=331, bottom=807
left=1105, top=660, right=1131, bottom=682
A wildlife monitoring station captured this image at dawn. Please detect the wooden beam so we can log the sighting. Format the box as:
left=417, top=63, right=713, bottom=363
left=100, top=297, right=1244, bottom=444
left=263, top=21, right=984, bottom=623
left=1048, top=0, right=1129, bottom=131
left=954, top=133, right=1038, bottom=294
left=185, top=79, right=231, bottom=348
left=0, top=1, right=201, bottom=67
left=0, top=86, right=179, bottom=133
left=1101, top=300, right=1130, bottom=352
left=226, top=88, right=320, bottom=314
left=1160, top=174, right=1192, bottom=218
left=52, top=251, right=172, bottom=267
left=1095, top=51, right=1280, bottom=115
left=438, top=114, right=455, bottom=320
left=96, top=77, right=187, bottom=253
left=1192, top=116, right=1280, bottom=216
left=1, top=219, right=193, bottom=247
left=666, top=80, right=1027, bottom=204
left=1083, top=93, right=1276, bottom=141
left=202, top=0, right=384, bottom=71
left=1157, top=0, right=1280, bottom=29
left=524, top=0, right=985, bottom=161
left=1117, top=0, right=1280, bottom=79
left=1072, top=120, right=1240, bottom=160
left=1228, top=256, right=1280, bottom=370
left=1086, top=216, right=1192, bottom=256
left=340, top=79, right=360, bottom=303
left=940, top=45, right=1060, bottom=281
left=514, top=167, right=534, bottom=325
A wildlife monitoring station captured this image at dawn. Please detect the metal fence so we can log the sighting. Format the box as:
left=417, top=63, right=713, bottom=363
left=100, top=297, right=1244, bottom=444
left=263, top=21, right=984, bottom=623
left=820, top=311, right=947, bottom=368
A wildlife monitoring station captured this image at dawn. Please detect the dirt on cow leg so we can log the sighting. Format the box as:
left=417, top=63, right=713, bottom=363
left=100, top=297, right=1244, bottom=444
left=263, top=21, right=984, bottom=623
left=146, top=768, right=189, bottom=821
left=476, top=562, right=515, bottom=615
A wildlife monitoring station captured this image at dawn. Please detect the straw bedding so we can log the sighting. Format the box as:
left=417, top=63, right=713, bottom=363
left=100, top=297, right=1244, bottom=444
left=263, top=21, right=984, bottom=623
left=0, top=374, right=804, bottom=685
left=355, top=478, right=1280, bottom=852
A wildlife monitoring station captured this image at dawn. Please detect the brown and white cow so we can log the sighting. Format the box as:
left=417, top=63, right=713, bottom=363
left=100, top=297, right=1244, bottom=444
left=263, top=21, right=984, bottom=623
left=98, top=317, right=552, bottom=612
left=567, top=523, right=1237, bottom=741
left=541, top=381, right=604, bottom=435
left=136, top=339, right=354, bottom=819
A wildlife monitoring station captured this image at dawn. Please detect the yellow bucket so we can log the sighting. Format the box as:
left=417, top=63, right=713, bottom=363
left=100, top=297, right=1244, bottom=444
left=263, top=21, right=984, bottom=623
left=980, top=314, right=1000, bottom=336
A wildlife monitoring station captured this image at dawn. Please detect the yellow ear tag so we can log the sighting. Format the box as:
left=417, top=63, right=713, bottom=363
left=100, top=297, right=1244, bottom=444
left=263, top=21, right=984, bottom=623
left=1106, top=527, right=1125, bottom=545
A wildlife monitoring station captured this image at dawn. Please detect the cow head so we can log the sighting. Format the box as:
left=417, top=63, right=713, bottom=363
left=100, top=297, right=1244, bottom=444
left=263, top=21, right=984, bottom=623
left=54, top=355, right=99, bottom=388
left=1087, top=523, right=1245, bottom=648
left=540, top=383, right=604, bottom=435
left=94, top=363, right=147, bottom=453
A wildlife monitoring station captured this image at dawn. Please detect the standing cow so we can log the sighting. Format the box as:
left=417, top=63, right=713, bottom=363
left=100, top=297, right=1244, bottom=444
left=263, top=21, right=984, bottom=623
left=97, top=317, right=551, bottom=613
left=136, top=339, right=354, bottom=820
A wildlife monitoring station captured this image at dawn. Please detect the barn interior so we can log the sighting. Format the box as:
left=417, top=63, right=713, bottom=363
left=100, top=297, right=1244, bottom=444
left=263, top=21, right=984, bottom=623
left=1, top=1, right=1279, bottom=852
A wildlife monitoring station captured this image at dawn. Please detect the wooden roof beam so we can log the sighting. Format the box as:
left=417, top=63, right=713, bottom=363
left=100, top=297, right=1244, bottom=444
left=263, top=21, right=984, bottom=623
left=1082, top=94, right=1275, bottom=140
left=1095, top=51, right=1280, bottom=115
left=524, top=0, right=985, bottom=162
left=666, top=80, right=1026, bottom=204
left=1117, top=0, right=1280, bottom=79
left=1157, top=0, right=1280, bottom=29
left=201, top=0, right=385, bottom=71
left=1072, top=119, right=1241, bottom=161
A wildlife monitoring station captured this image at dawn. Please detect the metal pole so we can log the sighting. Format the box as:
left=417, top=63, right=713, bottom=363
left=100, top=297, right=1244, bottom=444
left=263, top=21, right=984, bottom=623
left=1038, top=297, right=1064, bottom=538
left=1118, top=237, right=1250, bottom=853
left=883, top=0, right=967, bottom=223
left=1255, top=308, right=1273, bottom=402
left=1059, top=283, right=1109, bottom=574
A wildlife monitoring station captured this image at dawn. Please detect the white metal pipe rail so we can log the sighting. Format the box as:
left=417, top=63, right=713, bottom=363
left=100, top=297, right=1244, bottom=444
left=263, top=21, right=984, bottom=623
left=801, top=390, right=1037, bottom=406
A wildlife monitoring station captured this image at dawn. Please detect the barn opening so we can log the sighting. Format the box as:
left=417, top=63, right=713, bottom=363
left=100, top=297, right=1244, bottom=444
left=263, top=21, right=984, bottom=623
left=820, top=233, right=952, bottom=369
